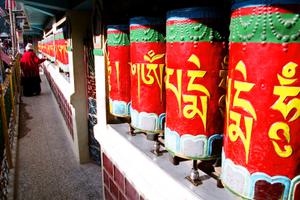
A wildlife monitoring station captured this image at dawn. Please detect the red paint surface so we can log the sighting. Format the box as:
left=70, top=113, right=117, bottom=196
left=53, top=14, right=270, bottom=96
left=224, top=42, right=300, bottom=179
left=254, top=180, right=285, bottom=200
left=47, top=42, right=55, bottom=58
left=130, top=25, right=162, bottom=31
left=107, top=30, right=127, bottom=34
left=130, top=42, right=165, bottom=114
left=166, top=42, right=225, bottom=136
left=295, top=183, right=300, bottom=200
left=55, top=39, right=68, bottom=65
left=107, top=45, right=131, bottom=103
left=231, top=5, right=300, bottom=18
left=40, top=41, right=55, bottom=58
left=166, top=19, right=219, bottom=26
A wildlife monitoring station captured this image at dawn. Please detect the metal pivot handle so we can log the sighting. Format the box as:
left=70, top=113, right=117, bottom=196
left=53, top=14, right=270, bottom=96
left=186, top=160, right=202, bottom=186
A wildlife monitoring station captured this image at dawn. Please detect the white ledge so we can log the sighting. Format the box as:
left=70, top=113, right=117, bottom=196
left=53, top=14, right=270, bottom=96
left=94, top=123, right=236, bottom=200
left=42, top=61, right=73, bottom=102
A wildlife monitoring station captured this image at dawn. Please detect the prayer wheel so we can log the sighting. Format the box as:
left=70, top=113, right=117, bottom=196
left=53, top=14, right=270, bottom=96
left=165, top=7, right=227, bottom=160
left=107, top=25, right=131, bottom=117
left=130, top=17, right=166, bottom=138
left=55, top=29, right=69, bottom=71
left=49, top=35, right=55, bottom=59
left=222, top=1, right=300, bottom=199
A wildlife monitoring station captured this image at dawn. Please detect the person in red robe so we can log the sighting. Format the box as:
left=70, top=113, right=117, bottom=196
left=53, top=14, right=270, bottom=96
left=20, top=43, right=46, bottom=96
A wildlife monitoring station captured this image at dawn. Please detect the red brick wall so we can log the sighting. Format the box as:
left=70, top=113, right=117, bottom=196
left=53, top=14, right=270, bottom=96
left=44, top=68, right=74, bottom=138
left=102, top=152, right=145, bottom=200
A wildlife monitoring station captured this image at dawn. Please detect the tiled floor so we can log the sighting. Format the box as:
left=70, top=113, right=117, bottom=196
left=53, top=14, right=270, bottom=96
left=16, top=75, right=103, bottom=200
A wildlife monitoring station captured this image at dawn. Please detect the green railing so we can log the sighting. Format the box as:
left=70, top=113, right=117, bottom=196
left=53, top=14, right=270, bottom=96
left=0, top=52, right=21, bottom=199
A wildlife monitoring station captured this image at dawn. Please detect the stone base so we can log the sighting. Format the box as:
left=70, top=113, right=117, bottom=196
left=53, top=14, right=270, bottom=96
left=221, top=151, right=300, bottom=200
left=109, top=99, right=130, bottom=117
left=130, top=107, right=165, bottom=134
left=165, top=127, right=223, bottom=160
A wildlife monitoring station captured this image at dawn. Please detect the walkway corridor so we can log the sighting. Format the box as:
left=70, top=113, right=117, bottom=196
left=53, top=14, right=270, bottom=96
left=16, top=75, right=103, bottom=200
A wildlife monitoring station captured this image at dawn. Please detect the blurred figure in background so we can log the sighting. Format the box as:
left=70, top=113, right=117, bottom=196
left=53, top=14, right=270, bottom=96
left=20, top=43, right=46, bottom=96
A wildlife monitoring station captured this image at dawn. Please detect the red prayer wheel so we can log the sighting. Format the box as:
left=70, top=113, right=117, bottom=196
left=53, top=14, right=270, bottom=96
left=49, top=35, right=55, bottom=59
left=107, top=25, right=131, bottom=117
left=165, top=7, right=227, bottom=160
left=55, top=29, right=69, bottom=71
left=222, top=1, right=300, bottom=199
left=130, top=17, right=166, bottom=137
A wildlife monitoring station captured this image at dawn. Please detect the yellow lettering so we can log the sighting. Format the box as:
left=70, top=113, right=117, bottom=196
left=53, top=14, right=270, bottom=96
left=277, top=62, right=298, bottom=86
left=140, top=63, right=164, bottom=101
left=219, top=70, right=227, bottom=89
left=187, top=70, right=210, bottom=97
left=188, top=54, right=200, bottom=68
left=268, top=122, right=293, bottom=158
left=226, top=61, right=257, bottom=164
left=233, top=81, right=257, bottom=120
left=166, top=67, right=182, bottom=116
left=235, top=61, right=247, bottom=80
left=184, top=54, right=210, bottom=126
left=183, top=95, right=208, bottom=130
left=137, top=64, right=141, bottom=103
left=218, top=95, right=226, bottom=116
left=131, top=63, right=137, bottom=75
left=219, top=56, right=228, bottom=116
left=141, top=64, right=155, bottom=85
left=268, top=62, right=299, bottom=158
left=226, top=78, right=232, bottom=129
left=115, top=61, right=120, bottom=91
left=144, top=50, right=165, bottom=63
left=219, top=55, right=228, bottom=89
left=272, top=62, right=300, bottom=122
left=131, top=51, right=166, bottom=104
left=228, top=111, right=253, bottom=163
left=272, top=86, right=300, bottom=122
left=158, top=64, right=164, bottom=101
left=221, top=55, right=229, bottom=69
left=107, top=58, right=112, bottom=92
left=141, top=64, right=164, bottom=90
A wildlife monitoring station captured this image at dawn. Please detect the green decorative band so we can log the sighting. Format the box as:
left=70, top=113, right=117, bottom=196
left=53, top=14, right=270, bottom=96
left=93, top=48, right=103, bottom=56
left=230, top=13, right=300, bottom=43
left=67, top=46, right=72, bottom=52
left=45, top=35, right=54, bottom=42
left=167, top=23, right=224, bottom=42
left=107, top=33, right=130, bottom=46
left=55, top=33, right=64, bottom=40
left=130, top=29, right=165, bottom=42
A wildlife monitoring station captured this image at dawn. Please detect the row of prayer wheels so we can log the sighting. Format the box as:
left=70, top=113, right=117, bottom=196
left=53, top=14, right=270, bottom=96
left=106, top=1, right=300, bottom=199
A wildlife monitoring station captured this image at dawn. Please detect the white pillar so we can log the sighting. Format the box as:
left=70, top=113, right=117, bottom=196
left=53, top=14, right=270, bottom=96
left=67, top=11, right=91, bottom=163
left=94, top=52, right=107, bottom=127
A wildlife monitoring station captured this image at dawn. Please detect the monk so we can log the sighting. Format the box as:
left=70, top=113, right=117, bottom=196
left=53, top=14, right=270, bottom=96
left=20, top=43, right=46, bottom=96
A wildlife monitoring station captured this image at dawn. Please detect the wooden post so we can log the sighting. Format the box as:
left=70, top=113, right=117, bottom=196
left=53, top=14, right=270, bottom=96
left=13, top=66, right=18, bottom=95
left=8, top=70, right=16, bottom=121
left=8, top=0, right=15, bottom=56
left=0, top=85, right=13, bottom=168
left=68, top=11, right=91, bottom=163
left=15, top=57, right=21, bottom=93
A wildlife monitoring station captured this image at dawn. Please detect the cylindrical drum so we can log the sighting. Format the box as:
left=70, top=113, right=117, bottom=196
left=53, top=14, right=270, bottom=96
left=55, top=30, right=69, bottom=71
left=130, top=17, right=166, bottom=138
left=222, top=1, right=300, bottom=200
left=49, top=36, right=55, bottom=59
left=165, top=7, right=227, bottom=160
left=107, top=25, right=131, bottom=117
